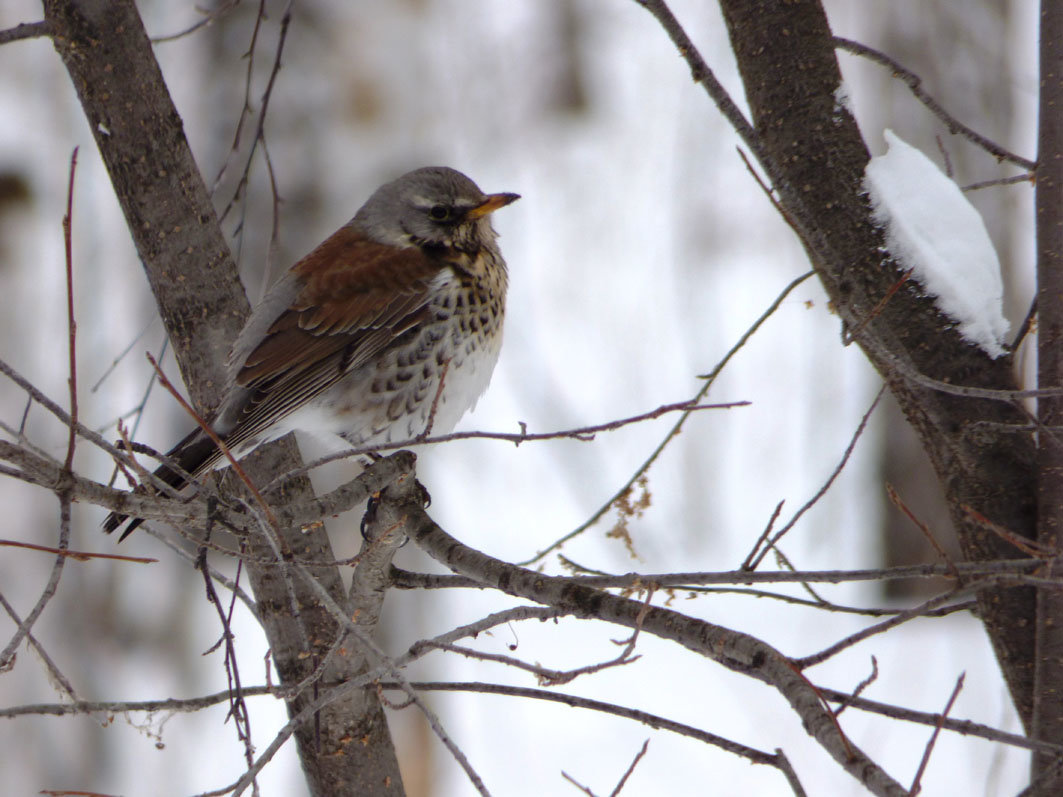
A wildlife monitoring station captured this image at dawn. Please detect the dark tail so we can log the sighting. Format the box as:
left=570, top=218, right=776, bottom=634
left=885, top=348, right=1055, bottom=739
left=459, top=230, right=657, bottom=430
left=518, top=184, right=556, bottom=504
left=103, top=429, right=220, bottom=541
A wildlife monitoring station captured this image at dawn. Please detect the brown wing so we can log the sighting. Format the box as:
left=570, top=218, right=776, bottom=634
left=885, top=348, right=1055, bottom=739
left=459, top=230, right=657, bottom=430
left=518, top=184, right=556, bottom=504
left=223, top=225, right=448, bottom=450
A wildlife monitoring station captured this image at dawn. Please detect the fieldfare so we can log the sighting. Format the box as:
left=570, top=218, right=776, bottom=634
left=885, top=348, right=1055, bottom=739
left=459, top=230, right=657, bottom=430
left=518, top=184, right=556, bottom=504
left=104, top=166, right=518, bottom=539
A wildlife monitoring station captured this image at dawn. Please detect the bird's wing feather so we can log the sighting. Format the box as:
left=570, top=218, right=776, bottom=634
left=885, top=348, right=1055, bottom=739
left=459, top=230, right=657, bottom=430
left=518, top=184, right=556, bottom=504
left=219, top=225, right=450, bottom=451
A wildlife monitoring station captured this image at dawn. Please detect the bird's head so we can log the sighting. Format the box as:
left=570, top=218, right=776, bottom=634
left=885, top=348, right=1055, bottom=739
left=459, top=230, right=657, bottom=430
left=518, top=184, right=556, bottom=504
left=354, top=166, right=519, bottom=253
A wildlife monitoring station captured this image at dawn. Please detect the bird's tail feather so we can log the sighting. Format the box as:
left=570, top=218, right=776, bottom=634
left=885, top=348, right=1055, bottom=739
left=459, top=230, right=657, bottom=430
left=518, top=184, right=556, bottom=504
left=102, top=428, right=220, bottom=541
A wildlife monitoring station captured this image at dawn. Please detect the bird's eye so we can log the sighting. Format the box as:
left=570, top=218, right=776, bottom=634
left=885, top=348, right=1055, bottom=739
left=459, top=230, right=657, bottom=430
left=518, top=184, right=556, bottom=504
left=428, top=204, right=452, bottom=222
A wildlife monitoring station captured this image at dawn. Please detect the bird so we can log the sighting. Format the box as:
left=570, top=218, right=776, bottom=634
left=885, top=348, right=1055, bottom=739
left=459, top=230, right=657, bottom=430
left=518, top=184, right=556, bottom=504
left=104, top=166, right=519, bottom=539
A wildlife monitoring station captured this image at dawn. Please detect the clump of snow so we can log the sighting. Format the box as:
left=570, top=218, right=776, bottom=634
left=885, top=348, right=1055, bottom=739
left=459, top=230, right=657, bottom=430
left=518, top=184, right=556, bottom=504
left=833, top=80, right=853, bottom=118
left=864, top=129, right=1009, bottom=358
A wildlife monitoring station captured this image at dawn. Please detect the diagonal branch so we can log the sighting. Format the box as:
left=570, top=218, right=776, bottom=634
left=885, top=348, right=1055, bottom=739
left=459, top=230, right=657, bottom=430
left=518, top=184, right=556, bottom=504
left=391, top=483, right=908, bottom=796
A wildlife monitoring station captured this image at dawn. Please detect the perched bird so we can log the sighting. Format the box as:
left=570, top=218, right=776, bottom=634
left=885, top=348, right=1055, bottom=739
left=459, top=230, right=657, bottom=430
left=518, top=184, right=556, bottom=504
left=104, top=166, right=518, bottom=539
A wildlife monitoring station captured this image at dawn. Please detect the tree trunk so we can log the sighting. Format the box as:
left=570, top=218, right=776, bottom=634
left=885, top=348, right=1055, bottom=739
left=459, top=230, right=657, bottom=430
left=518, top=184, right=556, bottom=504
left=717, top=0, right=1039, bottom=728
left=43, top=1, right=404, bottom=792
left=1033, top=0, right=1063, bottom=782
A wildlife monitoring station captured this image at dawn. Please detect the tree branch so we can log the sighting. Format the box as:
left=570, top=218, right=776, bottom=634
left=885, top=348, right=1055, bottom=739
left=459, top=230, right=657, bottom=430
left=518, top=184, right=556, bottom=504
left=1032, top=0, right=1063, bottom=782
left=704, top=0, right=1038, bottom=729
left=42, top=2, right=404, bottom=792
left=392, top=484, right=909, bottom=796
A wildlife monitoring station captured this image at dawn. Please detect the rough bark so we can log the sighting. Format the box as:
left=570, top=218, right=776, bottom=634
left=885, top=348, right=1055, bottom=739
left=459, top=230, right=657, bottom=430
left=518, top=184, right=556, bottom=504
left=1033, top=0, right=1063, bottom=782
left=43, top=1, right=403, bottom=793
left=716, top=0, right=1038, bottom=727
left=236, top=442, right=405, bottom=796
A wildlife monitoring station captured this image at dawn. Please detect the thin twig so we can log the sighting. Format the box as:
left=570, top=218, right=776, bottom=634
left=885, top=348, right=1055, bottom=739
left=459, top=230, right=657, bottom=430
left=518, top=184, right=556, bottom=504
left=145, top=352, right=282, bottom=535
left=197, top=545, right=256, bottom=777
left=746, top=385, right=885, bottom=570
left=0, top=20, right=50, bottom=45
left=215, top=2, right=293, bottom=226
left=962, top=172, right=1035, bottom=192
left=609, top=739, right=650, bottom=797
left=964, top=505, right=1055, bottom=558
left=519, top=270, right=812, bottom=566
left=742, top=500, right=785, bottom=572
left=1010, top=297, right=1038, bottom=352
left=0, top=538, right=155, bottom=564
left=796, top=587, right=970, bottom=670
left=689, top=586, right=973, bottom=619
left=561, top=770, right=596, bottom=796
left=909, top=673, right=964, bottom=795
left=885, top=483, right=958, bottom=576
left=0, top=160, right=83, bottom=671
left=833, top=657, right=878, bottom=718
left=268, top=398, right=749, bottom=489
left=430, top=593, right=650, bottom=688
left=934, top=134, right=954, bottom=178
left=420, top=360, right=450, bottom=439
left=150, top=0, right=240, bottom=43
left=736, top=147, right=812, bottom=252
left=62, top=147, right=79, bottom=472
left=844, top=269, right=914, bottom=344
left=0, top=590, right=77, bottom=698
left=834, top=36, right=1035, bottom=170
left=90, top=317, right=155, bottom=393
left=394, top=682, right=782, bottom=766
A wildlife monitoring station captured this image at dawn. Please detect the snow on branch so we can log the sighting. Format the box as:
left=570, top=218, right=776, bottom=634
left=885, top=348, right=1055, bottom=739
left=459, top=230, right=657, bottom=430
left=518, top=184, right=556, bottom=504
left=864, top=129, right=1009, bottom=358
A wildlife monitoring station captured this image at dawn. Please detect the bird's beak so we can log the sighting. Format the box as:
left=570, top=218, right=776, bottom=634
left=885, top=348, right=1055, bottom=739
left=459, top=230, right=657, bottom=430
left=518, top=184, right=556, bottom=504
left=467, top=192, right=520, bottom=219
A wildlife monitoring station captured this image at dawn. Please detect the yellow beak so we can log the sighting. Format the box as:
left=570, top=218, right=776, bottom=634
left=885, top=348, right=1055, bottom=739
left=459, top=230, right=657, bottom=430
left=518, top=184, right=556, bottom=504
left=467, top=192, right=521, bottom=220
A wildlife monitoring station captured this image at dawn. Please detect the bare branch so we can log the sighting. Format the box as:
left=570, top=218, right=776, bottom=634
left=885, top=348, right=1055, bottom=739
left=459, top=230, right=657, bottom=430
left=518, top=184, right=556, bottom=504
left=61, top=148, right=78, bottom=472
left=0, top=590, right=77, bottom=698
left=0, top=20, right=50, bottom=45
left=796, top=587, right=970, bottom=670
left=909, top=673, right=964, bottom=795
left=392, top=558, right=1041, bottom=591
left=150, top=1, right=240, bottom=43
left=264, top=398, right=750, bottom=489
left=521, top=269, right=813, bottom=565
left=833, top=37, right=1035, bottom=170
left=745, top=386, right=885, bottom=570
left=833, top=656, right=878, bottom=718
left=399, top=487, right=908, bottom=795
left=610, top=740, right=649, bottom=797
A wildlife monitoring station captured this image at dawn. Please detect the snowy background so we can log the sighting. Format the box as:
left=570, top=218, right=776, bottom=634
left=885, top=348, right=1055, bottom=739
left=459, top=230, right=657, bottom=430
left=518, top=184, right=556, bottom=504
left=0, top=1, right=1039, bottom=795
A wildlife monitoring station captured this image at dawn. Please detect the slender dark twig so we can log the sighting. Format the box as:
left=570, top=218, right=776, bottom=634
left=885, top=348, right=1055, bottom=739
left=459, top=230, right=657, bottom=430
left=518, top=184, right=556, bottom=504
left=145, top=352, right=283, bottom=537
left=885, top=483, right=957, bottom=576
left=197, top=546, right=257, bottom=778
left=520, top=270, right=812, bottom=566
left=909, top=674, right=964, bottom=795
left=833, top=657, right=878, bottom=718
left=746, top=386, right=885, bottom=570
left=834, top=37, right=1035, bottom=170
left=0, top=538, right=155, bottom=563
left=215, top=2, right=293, bottom=225
left=0, top=20, right=50, bottom=45
left=0, top=157, right=81, bottom=670
left=609, top=739, right=650, bottom=797
left=62, top=148, right=79, bottom=472
left=963, top=173, right=1035, bottom=192
left=265, top=398, right=748, bottom=490
left=0, top=591, right=77, bottom=698
left=150, top=0, right=240, bottom=43
left=796, top=587, right=971, bottom=670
